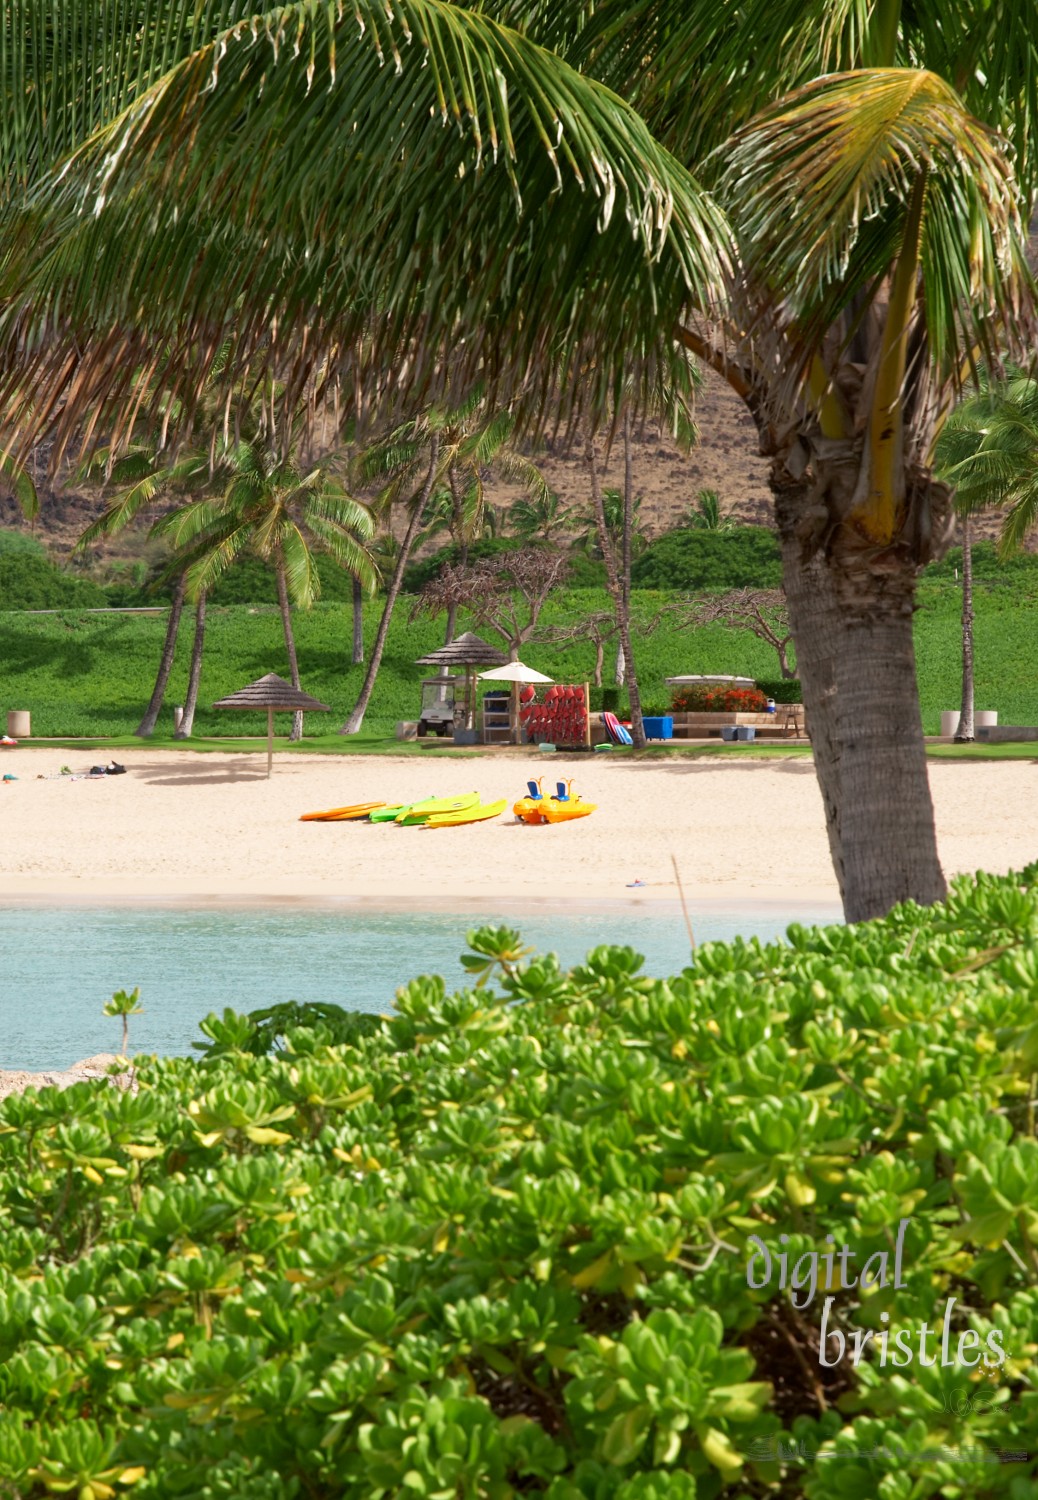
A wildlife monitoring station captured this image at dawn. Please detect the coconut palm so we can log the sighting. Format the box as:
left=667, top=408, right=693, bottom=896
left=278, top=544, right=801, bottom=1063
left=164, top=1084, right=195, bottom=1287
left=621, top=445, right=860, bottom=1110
left=1, top=1, right=1037, bottom=917
left=936, top=373, right=1038, bottom=743
left=683, top=489, right=734, bottom=533
left=173, top=442, right=377, bottom=739
left=77, top=445, right=215, bottom=736
left=342, top=396, right=551, bottom=729
left=507, top=491, right=575, bottom=547
left=940, top=376, right=1038, bottom=556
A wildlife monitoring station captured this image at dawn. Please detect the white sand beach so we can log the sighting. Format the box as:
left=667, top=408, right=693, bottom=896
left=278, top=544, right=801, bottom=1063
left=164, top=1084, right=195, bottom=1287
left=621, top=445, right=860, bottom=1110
left=0, top=746, right=1034, bottom=909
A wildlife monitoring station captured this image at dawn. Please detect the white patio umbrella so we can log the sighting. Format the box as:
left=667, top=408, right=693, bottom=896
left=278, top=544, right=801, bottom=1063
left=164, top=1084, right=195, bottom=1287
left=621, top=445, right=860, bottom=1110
left=477, top=661, right=554, bottom=743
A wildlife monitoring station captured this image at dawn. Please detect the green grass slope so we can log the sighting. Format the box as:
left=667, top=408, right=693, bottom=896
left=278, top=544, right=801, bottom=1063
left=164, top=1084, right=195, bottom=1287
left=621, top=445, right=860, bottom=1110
left=0, top=558, right=1036, bottom=737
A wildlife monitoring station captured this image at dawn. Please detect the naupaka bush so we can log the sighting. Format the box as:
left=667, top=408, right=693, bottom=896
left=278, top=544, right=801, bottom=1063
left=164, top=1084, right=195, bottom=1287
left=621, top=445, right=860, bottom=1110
left=2, top=870, right=1038, bottom=1497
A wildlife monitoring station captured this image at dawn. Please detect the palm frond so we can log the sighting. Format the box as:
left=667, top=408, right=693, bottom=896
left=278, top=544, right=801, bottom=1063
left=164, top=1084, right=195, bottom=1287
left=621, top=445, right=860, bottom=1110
left=720, top=69, right=1034, bottom=393
left=280, top=524, right=319, bottom=610
left=0, top=451, right=37, bottom=519
left=0, top=0, right=729, bottom=466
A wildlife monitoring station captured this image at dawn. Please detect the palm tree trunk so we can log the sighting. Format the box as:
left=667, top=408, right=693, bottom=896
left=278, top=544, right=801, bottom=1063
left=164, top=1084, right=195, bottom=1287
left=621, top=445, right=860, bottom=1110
left=136, top=571, right=187, bottom=737
left=834, top=577, right=945, bottom=921
left=341, top=435, right=441, bottom=735
left=955, top=516, right=975, bottom=742
left=174, top=590, right=207, bottom=739
left=351, top=574, right=364, bottom=665
left=275, top=559, right=304, bottom=742
left=586, top=437, right=645, bottom=747
left=445, top=465, right=465, bottom=644
left=774, top=483, right=846, bottom=900
left=775, top=480, right=946, bottom=921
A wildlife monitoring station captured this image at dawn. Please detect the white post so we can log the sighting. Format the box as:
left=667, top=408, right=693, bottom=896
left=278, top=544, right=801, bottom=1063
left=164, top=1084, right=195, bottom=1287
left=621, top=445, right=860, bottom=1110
left=267, top=707, right=274, bottom=778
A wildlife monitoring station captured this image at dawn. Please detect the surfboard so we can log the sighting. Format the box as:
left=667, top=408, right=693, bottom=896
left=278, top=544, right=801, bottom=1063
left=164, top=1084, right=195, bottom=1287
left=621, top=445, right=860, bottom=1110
left=602, top=711, right=633, bottom=746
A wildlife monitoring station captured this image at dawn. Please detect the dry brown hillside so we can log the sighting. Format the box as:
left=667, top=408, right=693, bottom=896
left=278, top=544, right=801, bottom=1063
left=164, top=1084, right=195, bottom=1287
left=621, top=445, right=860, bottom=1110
left=0, top=360, right=1025, bottom=556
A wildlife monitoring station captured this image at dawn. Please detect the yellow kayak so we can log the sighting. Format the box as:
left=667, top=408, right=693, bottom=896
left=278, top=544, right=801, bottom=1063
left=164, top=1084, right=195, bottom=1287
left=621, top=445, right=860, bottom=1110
left=300, top=801, right=386, bottom=822
left=424, top=798, right=508, bottom=828
left=396, top=791, right=480, bottom=825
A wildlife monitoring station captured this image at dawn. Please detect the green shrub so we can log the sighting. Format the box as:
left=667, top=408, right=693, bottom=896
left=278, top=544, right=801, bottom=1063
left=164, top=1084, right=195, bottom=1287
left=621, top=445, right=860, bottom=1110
left=631, top=525, right=782, bottom=591
left=0, top=552, right=108, bottom=609
left=755, top=678, right=803, bottom=703
left=402, top=536, right=527, bottom=593
left=589, top=686, right=627, bottom=716
left=562, top=550, right=608, bottom=589
left=0, top=529, right=47, bottom=557
left=3, top=872, right=1038, bottom=1493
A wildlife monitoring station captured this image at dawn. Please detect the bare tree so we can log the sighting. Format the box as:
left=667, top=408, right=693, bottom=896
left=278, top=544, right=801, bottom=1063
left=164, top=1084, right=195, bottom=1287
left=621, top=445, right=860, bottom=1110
left=654, top=588, right=796, bottom=680
left=411, top=548, right=568, bottom=659
left=534, top=612, right=620, bottom=688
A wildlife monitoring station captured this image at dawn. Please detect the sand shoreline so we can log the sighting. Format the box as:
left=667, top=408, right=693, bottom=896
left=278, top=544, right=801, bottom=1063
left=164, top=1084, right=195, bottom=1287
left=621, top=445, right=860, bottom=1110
left=0, top=747, right=1034, bottom=911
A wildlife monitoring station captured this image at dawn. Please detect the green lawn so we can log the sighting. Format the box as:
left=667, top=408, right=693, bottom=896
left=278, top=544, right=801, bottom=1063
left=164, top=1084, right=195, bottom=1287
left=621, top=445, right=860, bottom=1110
left=1, top=566, right=1035, bottom=739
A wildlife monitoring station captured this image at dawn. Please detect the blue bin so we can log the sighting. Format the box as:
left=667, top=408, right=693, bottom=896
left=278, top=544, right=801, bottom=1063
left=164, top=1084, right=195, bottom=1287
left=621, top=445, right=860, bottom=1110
left=735, top=726, right=756, bottom=742
left=720, top=726, right=739, bottom=742
left=642, top=715, right=674, bottom=740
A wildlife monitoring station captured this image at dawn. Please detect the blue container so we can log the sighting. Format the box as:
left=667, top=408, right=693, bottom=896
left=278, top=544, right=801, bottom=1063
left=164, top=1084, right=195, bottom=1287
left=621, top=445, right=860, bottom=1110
left=735, top=726, right=756, bottom=742
left=720, top=726, right=739, bottom=742
left=642, top=715, right=674, bottom=740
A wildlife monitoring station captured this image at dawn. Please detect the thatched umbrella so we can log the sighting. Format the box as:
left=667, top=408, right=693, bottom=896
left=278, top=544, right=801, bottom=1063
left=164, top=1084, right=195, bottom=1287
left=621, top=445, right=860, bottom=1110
left=416, top=632, right=508, bottom=730
left=212, top=673, right=330, bottom=777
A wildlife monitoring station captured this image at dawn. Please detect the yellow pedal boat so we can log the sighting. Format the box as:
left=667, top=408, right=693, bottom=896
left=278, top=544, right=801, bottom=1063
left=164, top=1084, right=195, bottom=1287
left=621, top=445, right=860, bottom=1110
left=424, top=798, right=508, bottom=828
left=516, top=779, right=595, bottom=824
left=514, top=778, right=547, bottom=825
left=541, top=796, right=595, bottom=823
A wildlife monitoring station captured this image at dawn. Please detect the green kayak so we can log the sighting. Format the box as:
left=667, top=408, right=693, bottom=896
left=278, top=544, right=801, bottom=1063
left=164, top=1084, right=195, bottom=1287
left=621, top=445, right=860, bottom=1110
left=369, top=801, right=423, bottom=824
left=396, top=791, right=479, bottom=826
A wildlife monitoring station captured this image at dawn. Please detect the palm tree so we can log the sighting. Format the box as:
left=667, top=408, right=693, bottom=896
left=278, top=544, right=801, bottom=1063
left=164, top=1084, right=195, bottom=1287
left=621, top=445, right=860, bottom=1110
left=342, top=397, right=549, bottom=730
left=936, top=374, right=1038, bottom=743
left=77, top=446, right=215, bottom=737
left=940, top=376, right=1038, bottom=555
left=175, top=442, right=376, bottom=739
left=683, top=489, right=734, bottom=532
left=2, top=1, right=1036, bottom=918
left=507, top=491, right=575, bottom=547
left=933, top=386, right=998, bottom=745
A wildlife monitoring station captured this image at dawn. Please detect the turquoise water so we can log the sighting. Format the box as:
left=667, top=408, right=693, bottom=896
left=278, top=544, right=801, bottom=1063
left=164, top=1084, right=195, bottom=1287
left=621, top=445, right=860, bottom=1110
left=1, top=904, right=840, bottom=1070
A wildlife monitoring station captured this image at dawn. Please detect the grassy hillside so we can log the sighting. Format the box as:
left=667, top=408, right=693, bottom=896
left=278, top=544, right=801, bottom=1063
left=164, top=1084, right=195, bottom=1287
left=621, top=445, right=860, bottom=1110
left=0, top=563, right=1035, bottom=737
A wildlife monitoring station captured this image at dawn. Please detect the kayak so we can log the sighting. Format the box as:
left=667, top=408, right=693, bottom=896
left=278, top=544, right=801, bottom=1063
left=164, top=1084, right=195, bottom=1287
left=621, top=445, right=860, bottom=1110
left=370, top=793, right=458, bottom=825
left=424, top=798, right=508, bottom=829
left=396, top=791, right=479, bottom=825
left=300, top=801, right=386, bottom=822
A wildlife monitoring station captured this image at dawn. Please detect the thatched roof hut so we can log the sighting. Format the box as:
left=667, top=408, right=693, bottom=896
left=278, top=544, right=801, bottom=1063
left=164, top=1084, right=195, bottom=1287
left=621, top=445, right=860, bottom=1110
left=416, top=632, right=508, bottom=668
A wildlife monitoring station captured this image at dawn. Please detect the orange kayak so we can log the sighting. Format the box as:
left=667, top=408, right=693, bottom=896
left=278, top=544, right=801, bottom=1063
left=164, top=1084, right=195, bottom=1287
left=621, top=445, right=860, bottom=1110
left=299, top=801, right=386, bottom=822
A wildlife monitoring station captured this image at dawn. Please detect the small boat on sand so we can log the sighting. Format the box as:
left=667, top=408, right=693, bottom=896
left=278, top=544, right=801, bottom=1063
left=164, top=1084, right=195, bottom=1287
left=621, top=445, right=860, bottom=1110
left=396, top=791, right=479, bottom=825
left=424, top=798, right=507, bottom=828
left=300, top=801, right=386, bottom=822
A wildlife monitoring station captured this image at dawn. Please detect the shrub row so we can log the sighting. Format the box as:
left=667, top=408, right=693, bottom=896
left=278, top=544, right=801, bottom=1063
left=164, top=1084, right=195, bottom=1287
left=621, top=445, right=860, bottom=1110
left=3, top=872, right=1038, bottom=1495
